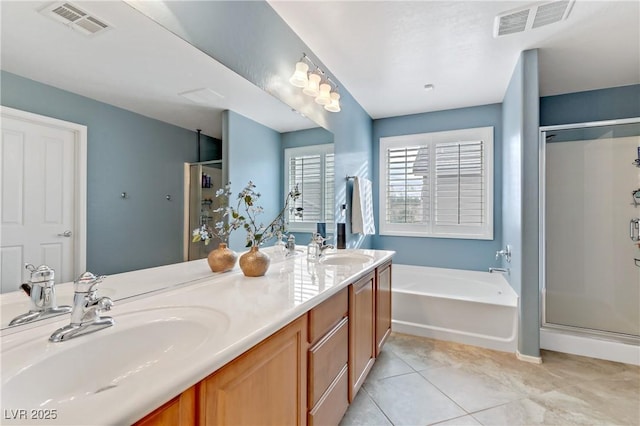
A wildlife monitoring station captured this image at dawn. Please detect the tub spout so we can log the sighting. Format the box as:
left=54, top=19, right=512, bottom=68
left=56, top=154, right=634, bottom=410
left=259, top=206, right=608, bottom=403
left=489, top=267, right=510, bottom=275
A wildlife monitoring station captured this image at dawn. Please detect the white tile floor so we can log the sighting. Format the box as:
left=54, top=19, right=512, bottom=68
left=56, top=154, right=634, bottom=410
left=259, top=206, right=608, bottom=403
left=340, top=333, right=640, bottom=426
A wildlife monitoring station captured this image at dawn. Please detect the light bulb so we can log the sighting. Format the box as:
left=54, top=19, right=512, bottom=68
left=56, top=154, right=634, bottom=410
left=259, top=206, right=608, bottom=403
left=289, top=61, right=309, bottom=88
left=315, top=83, right=331, bottom=105
left=303, top=72, right=321, bottom=97
left=325, top=92, right=341, bottom=112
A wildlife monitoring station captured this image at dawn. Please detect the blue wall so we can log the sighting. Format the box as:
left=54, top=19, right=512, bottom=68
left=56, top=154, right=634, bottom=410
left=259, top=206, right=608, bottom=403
left=371, top=104, right=503, bottom=270
left=501, top=50, right=540, bottom=358
left=223, top=110, right=282, bottom=252
left=540, top=84, right=640, bottom=126
left=0, top=71, right=218, bottom=274
left=129, top=0, right=374, bottom=249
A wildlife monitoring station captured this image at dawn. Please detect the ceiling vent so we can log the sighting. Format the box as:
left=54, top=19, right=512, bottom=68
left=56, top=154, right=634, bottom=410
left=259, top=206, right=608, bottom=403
left=494, top=0, right=574, bottom=37
left=40, top=2, right=111, bottom=36
left=179, top=88, right=226, bottom=106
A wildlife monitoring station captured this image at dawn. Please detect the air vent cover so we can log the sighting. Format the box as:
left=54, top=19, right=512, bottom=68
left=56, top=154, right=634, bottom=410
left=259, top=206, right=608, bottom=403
left=40, top=2, right=111, bottom=36
left=494, top=0, right=574, bottom=37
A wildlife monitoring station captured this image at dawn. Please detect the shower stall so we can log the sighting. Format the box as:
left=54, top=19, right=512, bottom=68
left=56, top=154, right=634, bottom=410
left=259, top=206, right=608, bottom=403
left=539, top=118, right=640, bottom=364
left=185, top=160, right=224, bottom=261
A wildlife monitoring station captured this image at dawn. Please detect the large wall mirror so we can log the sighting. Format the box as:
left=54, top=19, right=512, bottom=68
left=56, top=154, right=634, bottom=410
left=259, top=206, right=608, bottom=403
left=0, top=1, right=333, bottom=329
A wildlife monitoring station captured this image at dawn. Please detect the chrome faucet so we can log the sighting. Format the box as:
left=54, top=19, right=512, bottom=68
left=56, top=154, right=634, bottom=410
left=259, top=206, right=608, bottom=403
left=495, top=245, right=512, bottom=263
left=312, top=233, right=335, bottom=257
left=489, top=267, right=510, bottom=275
left=285, top=234, right=297, bottom=256
left=49, top=272, right=114, bottom=342
left=9, top=264, right=72, bottom=326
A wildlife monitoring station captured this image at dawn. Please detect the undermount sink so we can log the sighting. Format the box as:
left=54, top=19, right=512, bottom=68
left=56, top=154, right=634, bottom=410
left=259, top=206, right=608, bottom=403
left=319, top=252, right=374, bottom=266
left=1, top=306, right=228, bottom=408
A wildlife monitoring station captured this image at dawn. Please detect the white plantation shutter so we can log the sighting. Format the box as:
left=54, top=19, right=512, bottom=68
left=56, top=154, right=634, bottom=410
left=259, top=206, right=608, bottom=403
left=290, top=153, right=322, bottom=222
left=379, top=127, right=493, bottom=239
left=434, top=141, right=484, bottom=227
left=285, top=145, right=334, bottom=231
left=385, top=146, right=429, bottom=225
left=324, top=153, right=335, bottom=223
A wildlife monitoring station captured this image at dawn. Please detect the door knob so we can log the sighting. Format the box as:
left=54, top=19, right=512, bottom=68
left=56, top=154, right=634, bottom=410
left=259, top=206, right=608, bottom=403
left=58, top=230, right=72, bottom=237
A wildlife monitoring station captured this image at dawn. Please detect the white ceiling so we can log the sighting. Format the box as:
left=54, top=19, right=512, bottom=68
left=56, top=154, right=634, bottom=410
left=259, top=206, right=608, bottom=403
left=269, top=0, right=640, bottom=119
left=0, top=1, right=314, bottom=138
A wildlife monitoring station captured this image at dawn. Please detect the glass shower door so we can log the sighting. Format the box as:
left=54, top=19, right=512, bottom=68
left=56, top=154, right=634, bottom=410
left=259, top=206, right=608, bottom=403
left=544, top=122, right=640, bottom=339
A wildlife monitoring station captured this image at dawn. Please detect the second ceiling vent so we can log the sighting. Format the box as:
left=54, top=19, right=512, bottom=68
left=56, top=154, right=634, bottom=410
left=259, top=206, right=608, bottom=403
left=494, top=0, right=575, bottom=37
left=40, top=2, right=111, bottom=36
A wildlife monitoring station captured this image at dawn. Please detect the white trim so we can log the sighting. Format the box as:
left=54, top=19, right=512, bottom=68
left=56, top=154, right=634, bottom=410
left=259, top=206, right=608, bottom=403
left=541, top=328, right=640, bottom=366
left=379, top=126, right=494, bottom=240
left=516, top=350, right=543, bottom=364
left=0, top=106, right=87, bottom=278
left=183, top=163, right=191, bottom=262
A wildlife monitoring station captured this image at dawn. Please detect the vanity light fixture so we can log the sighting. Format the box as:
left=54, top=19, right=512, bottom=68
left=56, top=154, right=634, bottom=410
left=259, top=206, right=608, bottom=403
left=302, top=71, right=321, bottom=97
left=289, top=61, right=309, bottom=88
left=289, top=54, right=341, bottom=113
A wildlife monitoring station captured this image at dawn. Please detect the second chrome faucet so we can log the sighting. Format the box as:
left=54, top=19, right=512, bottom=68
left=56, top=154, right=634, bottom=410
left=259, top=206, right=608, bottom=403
left=49, top=272, right=114, bottom=342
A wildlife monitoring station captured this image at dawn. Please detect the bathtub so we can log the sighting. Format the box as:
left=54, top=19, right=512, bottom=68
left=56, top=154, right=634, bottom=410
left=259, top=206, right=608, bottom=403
left=392, top=265, right=518, bottom=352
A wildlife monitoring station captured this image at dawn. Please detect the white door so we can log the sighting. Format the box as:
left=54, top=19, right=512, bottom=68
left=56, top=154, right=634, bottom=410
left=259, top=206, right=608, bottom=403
left=1, top=112, right=79, bottom=292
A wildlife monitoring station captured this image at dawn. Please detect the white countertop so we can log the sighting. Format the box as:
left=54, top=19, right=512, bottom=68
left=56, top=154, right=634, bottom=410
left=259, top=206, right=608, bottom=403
left=0, top=247, right=394, bottom=425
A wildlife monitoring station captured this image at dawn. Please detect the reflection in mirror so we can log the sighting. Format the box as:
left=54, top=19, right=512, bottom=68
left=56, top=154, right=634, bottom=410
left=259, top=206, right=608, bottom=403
left=188, top=161, right=223, bottom=261
left=0, top=1, right=329, bottom=330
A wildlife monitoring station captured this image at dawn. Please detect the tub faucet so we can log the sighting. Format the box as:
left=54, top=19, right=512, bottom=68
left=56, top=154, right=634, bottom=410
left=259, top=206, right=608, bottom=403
left=489, top=267, right=510, bottom=275
left=49, top=272, right=114, bottom=342
left=8, top=264, right=72, bottom=326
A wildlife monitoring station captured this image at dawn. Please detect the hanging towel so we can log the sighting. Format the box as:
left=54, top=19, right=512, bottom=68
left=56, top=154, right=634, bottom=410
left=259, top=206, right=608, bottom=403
left=352, top=176, right=376, bottom=235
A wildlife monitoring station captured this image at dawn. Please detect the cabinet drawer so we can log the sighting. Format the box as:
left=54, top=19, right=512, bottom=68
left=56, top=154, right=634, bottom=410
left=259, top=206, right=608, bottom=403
left=308, top=288, right=348, bottom=344
left=308, top=364, right=349, bottom=426
left=308, top=317, right=348, bottom=408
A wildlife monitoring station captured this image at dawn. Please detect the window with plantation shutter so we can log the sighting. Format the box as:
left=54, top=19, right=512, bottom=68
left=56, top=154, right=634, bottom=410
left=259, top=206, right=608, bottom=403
left=379, top=127, right=493, bottom=240
left=285, top=144, right=334, bottom=232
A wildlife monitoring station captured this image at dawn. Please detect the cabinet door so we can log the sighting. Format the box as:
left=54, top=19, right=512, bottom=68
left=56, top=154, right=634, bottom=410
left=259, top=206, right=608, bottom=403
left=348, top=271, right=375, bottom=402
left=134, top=386, right=196, bottom=426
left=376, top=261, right=392, bottom=356
left=199, top=315, right=308, bottom=426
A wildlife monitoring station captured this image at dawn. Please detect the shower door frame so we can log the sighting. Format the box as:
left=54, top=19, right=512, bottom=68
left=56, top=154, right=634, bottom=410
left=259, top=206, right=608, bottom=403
left=539, top=117, right=640, bottom=345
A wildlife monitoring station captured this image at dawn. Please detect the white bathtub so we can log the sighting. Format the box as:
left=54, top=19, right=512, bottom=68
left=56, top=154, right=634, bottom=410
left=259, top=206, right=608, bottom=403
left=392, top=265, right=519, bottom=352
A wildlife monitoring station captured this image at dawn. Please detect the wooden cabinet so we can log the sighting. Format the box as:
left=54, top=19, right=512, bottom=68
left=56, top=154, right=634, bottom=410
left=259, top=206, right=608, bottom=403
left=199, top=315, right=308, bottom=426
left=375, top=261, right=392, bottom=356
left=308, top=288, right=348, bottom=344
left=308, top=365, right=348, bottom=426
left=134, top=386, right=196, bottom=426
left=348, top=271, right=376, bottom=402
left=307, top=289, right=349, bottom=426
left=134, top=260, right=393, bottom=426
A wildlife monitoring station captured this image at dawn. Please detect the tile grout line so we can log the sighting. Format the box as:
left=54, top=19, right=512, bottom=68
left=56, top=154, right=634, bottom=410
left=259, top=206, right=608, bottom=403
left=361, top=385, right=397, bottom=426
left=385, top=346, right=472, bottom=425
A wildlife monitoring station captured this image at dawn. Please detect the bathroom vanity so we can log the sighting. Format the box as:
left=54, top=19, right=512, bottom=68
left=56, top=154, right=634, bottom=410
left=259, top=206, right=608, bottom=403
left=0, top=248, right=393, bottom=425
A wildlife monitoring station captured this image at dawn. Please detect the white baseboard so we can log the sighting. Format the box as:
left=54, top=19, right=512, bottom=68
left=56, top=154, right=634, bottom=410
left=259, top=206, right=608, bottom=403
left=516, top=350, right=543, bottom=364
left=540, top=328, right=640, bottom=366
